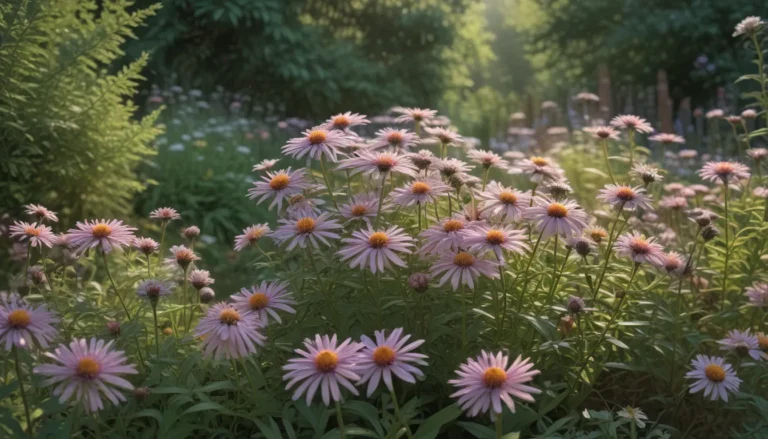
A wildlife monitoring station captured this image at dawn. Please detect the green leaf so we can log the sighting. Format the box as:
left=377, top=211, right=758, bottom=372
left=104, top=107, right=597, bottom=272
left=456, top=421, right=495, bottom=439
left=129, top=409, right=163, bottom=424
left=343, top=401, right=384, bottom=437
left=413, top=405, right=462, bottom=439
left=183, top=402, right=227, bottom=415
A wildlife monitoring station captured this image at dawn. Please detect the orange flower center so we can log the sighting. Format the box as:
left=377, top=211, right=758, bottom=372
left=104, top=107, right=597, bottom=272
left=714, top=162, right=734, bottom=176
left=482, top=367, right=506, bottom=388
left=486, top=230, right=506, bottom=245
left=547, top=203, right=568, bottom=218
left=704, top=364, right=726, bottom=382
left=443, top=220, right=464, bottom=233
left=411, top=182, right=430, bottom=195
left=372, top=346, right=396, bottom=366
left=314, top=350, right=339, bottom=372
left=7, top=309, right=31, bottom=328
left=332, top=116, right=350, bottom=129
left=248, top=293, right=269, bottom=310
left=499, top=191, right=517, bottom=204
left=308, top=130, right=327, bottom=145
left=590, top=230, right=607, bottom=242
left=453, top=252, right=475, bottom=267
left=296, top=217, right=316, bottom=234
left=91, top=223, right=112, bottom=238
left=76, top=357, right=101, bottom=380
left=351, top=205, right=368, bottom=216
left=219, top=308, right=241, bottom=325
left=531, top=157, right=549, bottom=167
left=175, top=249, right=195, bottom=262
left=615, top=187, right=636, bottom=201
left=368, top=232, right=390, bottom=248
left=758, top=334, right=768, bottom=350
left=248, top=228, right=266, bottom=242
left=24, top=226, right=41, bottom=237
left=387, top=132, right=404, bottom=144
left=269, top=174, right=290, bottom=190
left=376, top=156, right=395, bottom=172
left=629, top=237, right=650, bottom=254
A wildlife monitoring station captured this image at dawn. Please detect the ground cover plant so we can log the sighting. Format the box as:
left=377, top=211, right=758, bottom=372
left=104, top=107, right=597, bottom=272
left=2, top=12, right=768, bottom=439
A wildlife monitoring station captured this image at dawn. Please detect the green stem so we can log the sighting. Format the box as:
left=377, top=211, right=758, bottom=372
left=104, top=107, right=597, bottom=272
left=23, top=245, right=31, bottom=290
left=496, top=261, right=507, bottom=342
left=145, top=254, right=152, bottom=278
left=374, top=173, right=388, bottom=229
left=101, top=251, right=131, bottom=320
left=319, top=156, right=339, bottom=211
left=750, top=34, right=768, bottom=129
left=601, top=139, right=617, bottom=185
left=722, top=183, right=730, bottom=308
left=181, top=266, right=190, bottom=333
left=495, top=414, right=503, bottom=439
left=335, top=400, right=346, bottom=439
left=460, top=283, right=467, bottom=351
left=157, top=222, right=168, bottom=269
left=152, top=301, right=160, bottom=358
left=390, top=388, right=414, bottom=439
left=592, top=205, right=625, bottom=299
left=482, top=167, right=490, bottom=191
left=512, top=230, right=545, bottom=330
left=628, top=129, right=636, bottom=170
left=13, top=347, right=32, bottom=437
left=417, top=202, right=422, bottom=230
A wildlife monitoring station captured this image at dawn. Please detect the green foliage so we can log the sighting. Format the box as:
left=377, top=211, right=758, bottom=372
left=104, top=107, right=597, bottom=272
left=0, top=0, right=163, bottom=221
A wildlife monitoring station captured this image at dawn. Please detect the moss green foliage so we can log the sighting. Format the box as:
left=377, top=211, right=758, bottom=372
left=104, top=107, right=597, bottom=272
left=0, top=0, right=163, bottom=221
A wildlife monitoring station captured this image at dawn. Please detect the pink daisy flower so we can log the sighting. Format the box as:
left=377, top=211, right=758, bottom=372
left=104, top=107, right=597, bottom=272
left=135, top=279, right=173, bottom=300
left=408, top=150, right=436, bottom=171
left=356, top=328, right=428, bottom=397
left=282, top=334, right=364, bottom=405
left=733, top=16, right=764, bottom=37
left=339, top=193, right=380, bottom=224
left=65, top=220, right=136, bottom=254
left=369, top=128, right=419, bottom=151
left=449, top=351, right=541, bottom=418
left=272, top=212, right=342, bottom=251
left=610, top=115, right=653, bottom=133
left=320, top=112, right=369, bottom=132
left=685, top=355, right=741, bottom=402
left=419, top=217, right=470, bottom=255
left=659, top=251, right=685, bottom=275
left=149, top=207, right=180, bottom=222
left=182, top=226, right=201, bottom=240
left=597, top=184, right=653, bottom=211
left=393, top=107, right=437, bottom=125
left=424, top=126, right=463, bottom=146
left=0, top=299, right=57, bottom=350
left=165, top=245, right=200, bottom=270
left=430, top=250, right=499, bottom=290
left=649, top=133, right=685, bottom=144
left=233, top=224, right=271, bottom=251
left=286, top=192, right=325, bottom=218
left=133, top=237, right=159, bottom=255
left=463, top=224, right=529, bottom=262
left=24, top=204, right=58, bottom=222
left=659, top=196, right=688, bottom=210
left=574, top=92, right=599, bottom=102
left=282, top=128, right=349, bottom=162
left=390, top=177, right=452, bottom=207
left=9, top=221, right=57, bottom=248
left=252, top=159, right=280, bottom=172
left=467, top=150, right=509, bottom=170
left=516, top=157, right=564, bottom=183
left=34, top=338, right=138, bottom=413
left=231, top=281, right=296, bottom=324
left=584, top=126, right=620, bottom=140
left=679, top=149, right=698, bottom=159
left=195, top=303, right=266, bottom=360
left=248, top=168, right=310, bottom=210
left=742, top=109, right=758, bottom=119
left=699, top=161, right=751, bottom=185
left=630, top=164, right=663, bottom=185
left=337, top=226, right=414, bottom=273
left=718, top=329, right=767, bottom=361
left=705, top=109, right=724, bottom=119
left=613, top=232, right=665, bottom=266
left=337, top=151, right=418, bottom=178
left=188, top=269, right=214, bottom=290
left=524, top=197, right=589, bottom=239
left=475, top=182, right=530, bottom=222
left=436, top=158, right=474, bottom=178
left=747, top=148, right=768, bottom=162
left=745, top=282, right=768, bottom=307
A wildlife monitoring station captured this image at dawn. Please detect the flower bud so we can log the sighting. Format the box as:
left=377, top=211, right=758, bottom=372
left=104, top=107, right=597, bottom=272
left=408, top=273, right=430, bottom=293
left=199, top=287, right=216, bottom=303
left=162, top=327, right=174, bottom=336
left=701, top=225, right=719, bottom=242
left=567, top=296, right=585, bottom=314
left=182, top=226, right=201, bottom=240
left=133, top=387, right=150, bottom=402
left=106, top=321, right=121, bottom=336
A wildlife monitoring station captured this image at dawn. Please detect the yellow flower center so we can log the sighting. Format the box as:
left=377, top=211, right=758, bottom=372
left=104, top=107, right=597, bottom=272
left=615, top=187, right=636, bottom=201
left=531, top=156, right=549, bottom=167
left=7, top=309, right=31, bottom=328
left=248, top=228, right=266, bottom=242
left=368, top=232, right=390, bottom=248
left=482, top=367, right=507, bottom=388
left=547, top=203, right=568, bottom=218
left=411, top=182, right=431, bottom=195
left=372, top=346, right=396, bottom=366
left=76, top=357, right=101, bottom=380
left=162, top=327, right=174, bottom=336
left=704, top=364, right=726, bottom=383
left=351, top=205, right=368, bottom=217
left=248, top=293, right=269, bottom=310
left=758, top=334, right=768, bottom=350
left=453, top=252, right=475, bottom=267
left=590, top=229, right=607, bottom=243
left=269, top=174, right=290, bottom=190
left=24, top=226, right=40, bottom=237
left=443, top=219, right=464, bottom=233
left=308, top=130, right=327, bottom=145
left=629, top=237, right=651, bottom=254
left=376, top=156, right=395, bottom=172
left=296, top=217, right=316, bottom=234
left=387, top=132, right=404, bottom=144
left=499, top=191, right=517, bottom=204
left=332, top=116, right=350, bottom=129
left=714, top=162, right=734, bottom=176
left=314, top=350, right=339, bottom=372
left=91, top=223, right=112, bottom=238
left=486, top=230, right=506, bottom=245
left=219, top=308, right=241, bottom=325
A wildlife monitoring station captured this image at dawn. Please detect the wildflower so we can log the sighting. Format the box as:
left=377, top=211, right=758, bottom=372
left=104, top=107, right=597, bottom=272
left=165, top=245, right=199, bottom=270
left=188, top=270, right=214, bottom=290
left=133, top=237, right=159, bottom=255
left=0, top=299, right=57, bottom=350
left=282, top=128, right=349, bottom=162
left=659, top=251, right=685, bottom=275
left=630, top=164, right=663, bottom=185
left=337, top=151, right=418, bottom=178
left=613, top=232, right=665, bottom=266
left=503, top=151, right=526, bottom=161
left=234, top=224, right=271, bottom=251
left=9, top=221, right=57, bottom=248
left=699, top=161, right=750, bottom=185
left=337, top=226, right=414, bottom=273
left=150, top=207, right=181, bottom=222
left=28, top=266, right=47, bottom=285
left=688, top=184, right=709, bottom=195
left=65, top=220, right=136, bottom=254
left=467, top=150, right=509, bottom=170
left=685, top=355, right=741, bottom=402
left=544, top=181, right=573, bottom=200
left=745, top=282, right=768, bottom=307
left=248, top=168, right=310, bottom=211
left=567, top=296, right=585, bottom=314
left=701, top=225, right=720, bottom=242
left=408, top=150, right=435, bottom=171
left=195, top=303, right=266, bottom=359
left=419, top=217, right=469, bottom=255
left=574, top=92, right=599, bottom=103
left=524, top=197, right=589, bottom=239
left=733, top=16, right=764, bottom=37
left=567, top=236, right=593, bottom=257
left=135, top=279, right=173, bottom=301
left=742, top=109, right=758, bottom=119
left=449, top=351, right=540, bottom=418
left=678, top=149, right=698, bottom=159
left=283, top=334, right=364, bottom=405
left=286, top=193, right=325, bottom=218
left=408, top=273, right=430, bottom=293
left=394, top=108, right=437, bottom=125
left=430, top=250, right=499, bottom=290
left=747, top=148, right=768, bottom=162
left=706, top=109, right=724, bottom=119
left=339, top=193, right=380, bottom=224
left=597, top=184, right=653, bottom=211
left=659, top=196, right=688, bottom=210
left=370, top=128, right=419, bottom=151
left=25, top=204, right=58, bottom=223
left=34, top=338, right=137, bottom=412
left=618, top=407, right=648, bottom=429
left=357, top=328, right=428, bottom=396
left=586, top=226, right=608, bottom=244
left=436, top=158, right=474, bottom=178
left=463, top=224, right=529, bottom=262
left=390, top=177, right=451, bottom=207
left=649, top=133, right=685, bottom=144
left=106, top=321, right=121, bottom=336
left=559, top=315, right=575, bottom=335
left=517, top=157, right=564, bottom=183
left=718, top=329, right=767, bottom=361
left=424, top=126, right=463, bottom=146
left=133, top=387, right=150, bottom=402
left=584, top=126, right=620, bottom=140
left=273, top=213, right=342, bottom=251
left=199, top=288, right=216, bottom=305
left=687, top=208, right=718, bottom=227
left=252, top=159, right=280, bottom=172
left=231, top=281, right=296, bottom=324
left=725, top=115, right=742, bottom=125
left=182, top=226, right=201, bottom=240
left=320, top=112, right=369, bottom=131
left=610, top=115, right=653, bottom=133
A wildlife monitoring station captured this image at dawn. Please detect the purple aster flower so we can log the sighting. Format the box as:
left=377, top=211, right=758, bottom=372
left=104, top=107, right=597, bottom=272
left=390, top=177, right=451, bottom=207
left=685, top=355, right=741, bottom=402
left=0, top=298, right=57, bottom=350
left=584, top=126, right=620, bottom=140
left=252, top=159, right=280, bottom=172
left=188, top=269, right=214, bottom=290
left=613, top=232, right=665, bottom=266
left=407, top=150, right=436, bottom=171
left=195, top=303, right=266, bottom=359
left=718, top=329, right=767, bottom=361
left=369, top=128, right=419, bottom=151
left=610, top=115, right=653, bottom=133
left=272, top=212, right=342, bottom=251
left=424, top=126, right=463, bottom=147
left=286, top=193, right=325, bottom=218
left=649, top=133, right=685, bottom=144
left=435, top=158, right=474, bottom=178
left=524, top=197, right=589, bottom=239
left=231, top=281, right=296, bottom=325
left=133, top=237, right=159, bottom=255
left=467, top=150, right=510, bottom=170
left=337, top=226, right=414, bottom=273
left=25, top=204, right=58, bottom=223
left=475, top=182, right=530, bottom=222
left=698, top=161, right=750, bottom=185
left=233, top=224, right=271, bottom=252
left=596, top=184, right=653, bottom=211
left=659, top=251, right=685, bottom=275
left=135, top=279, right=173, bottom=300
left=9, top=221, right=57, bottom=248
left=337, top=151, right=418, bottom=178
left=34, top=338, right=137, bottom=413
left=630, top=164, right=663, bottom=185
left=281, top=127, right=349, bottom=162
left=283, top=334, right=364, bottom=405
left=65, top=220, right=136, bottom=254
left=463, top=224, right=529, bottom=262
left=339, top=193, right=380, bottom=224
left=165, top=245, right=200, bottom=270
left=419, top=217, right=470, bottom=255
left=357, top=328, right=428, bottom=397
left=149, top=207, right=181, bottom=222
left=320, top=112, right=369, bottom=132
left=393, top=108, right=437, bottom=125
left=248, top=168, right=311, bottom=211
left=733, top=16, right=765, bottom=37
left=449, top=351, right=540, bottom=418
left=430, top=250, right=499, bottom=290
left=745, top=282, right=768, bottom=307
left=516, top=157, right=564, bottom=184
